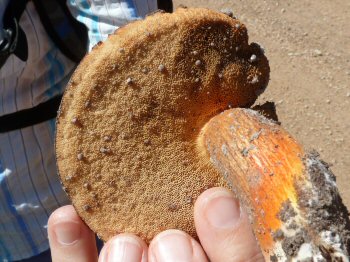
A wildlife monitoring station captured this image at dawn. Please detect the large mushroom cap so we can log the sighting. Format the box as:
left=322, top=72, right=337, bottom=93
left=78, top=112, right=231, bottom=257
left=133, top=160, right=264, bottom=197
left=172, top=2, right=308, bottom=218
left=56, top=7, right=270, bottom=242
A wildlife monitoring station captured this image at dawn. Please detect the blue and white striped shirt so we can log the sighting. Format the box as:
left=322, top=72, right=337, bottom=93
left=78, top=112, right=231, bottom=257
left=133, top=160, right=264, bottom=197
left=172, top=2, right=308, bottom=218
left=0, top=1, right=157, bottom=260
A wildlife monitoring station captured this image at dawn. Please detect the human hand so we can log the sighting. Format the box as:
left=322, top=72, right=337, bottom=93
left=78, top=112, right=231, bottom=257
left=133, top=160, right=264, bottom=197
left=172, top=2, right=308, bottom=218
left=48, top=187, right=264, bottom=262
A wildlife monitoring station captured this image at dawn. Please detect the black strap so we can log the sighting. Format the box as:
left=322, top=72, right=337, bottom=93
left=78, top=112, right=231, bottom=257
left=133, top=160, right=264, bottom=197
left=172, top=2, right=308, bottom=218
left=0, top=0, right=88, bottom=68
left=157, top=0, right=173, bottom=13
left=0, top=1, right=170, bottom=132
left=0, top=95, right=62, bottom=133
left=32, top=0, right=88, bottom=63
left=0, top=0, right=28, bottom=68
left=0, top=0, right=87, bottom=132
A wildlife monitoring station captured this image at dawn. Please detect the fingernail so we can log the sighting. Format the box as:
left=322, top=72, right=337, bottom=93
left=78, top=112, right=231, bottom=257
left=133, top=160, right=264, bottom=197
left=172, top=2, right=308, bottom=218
left=151, top=230, right=194, bottom=262
left=54, top=221, right=81, bottom=245
left=106, top=236, right=143, bottom=262
left=204, top=191, right=241, bottom=228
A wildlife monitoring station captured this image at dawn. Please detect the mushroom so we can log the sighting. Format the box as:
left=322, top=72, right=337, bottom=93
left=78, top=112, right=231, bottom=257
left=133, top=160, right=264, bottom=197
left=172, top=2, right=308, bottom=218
left=55, top=7, right=350, bottom=261
left=199, top=108, right=350, bottom=261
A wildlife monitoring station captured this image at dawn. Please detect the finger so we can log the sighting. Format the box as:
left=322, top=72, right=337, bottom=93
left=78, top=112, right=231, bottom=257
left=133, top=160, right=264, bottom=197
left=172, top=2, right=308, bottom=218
left=99, top=233, right=148, bottom=262
left=194, top=187, right=264, bottom=262
left=48, top=205, right=98, bottom=262
left=148, top=229, right=208, bottom=262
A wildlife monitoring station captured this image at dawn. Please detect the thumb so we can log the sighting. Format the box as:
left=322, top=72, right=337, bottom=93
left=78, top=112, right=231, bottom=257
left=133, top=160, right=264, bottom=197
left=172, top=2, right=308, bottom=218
left=48, top=205, right=98, bottom=262
left=194, top=187, right=264, bottom=262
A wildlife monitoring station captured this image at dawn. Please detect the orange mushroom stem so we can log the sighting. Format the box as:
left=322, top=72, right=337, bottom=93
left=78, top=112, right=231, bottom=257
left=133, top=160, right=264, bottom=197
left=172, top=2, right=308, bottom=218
left=198, top=108, right=350, bottom=261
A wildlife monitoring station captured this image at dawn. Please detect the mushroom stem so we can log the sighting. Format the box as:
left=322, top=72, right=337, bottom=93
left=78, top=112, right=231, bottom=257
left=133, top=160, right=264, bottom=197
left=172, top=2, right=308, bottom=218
left=198, top=108, right=350, bottom=261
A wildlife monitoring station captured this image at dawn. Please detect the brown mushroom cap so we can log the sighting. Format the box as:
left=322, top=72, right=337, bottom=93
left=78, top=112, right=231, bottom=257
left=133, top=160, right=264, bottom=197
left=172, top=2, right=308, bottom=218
left=56, top=7, right=270, bottom=242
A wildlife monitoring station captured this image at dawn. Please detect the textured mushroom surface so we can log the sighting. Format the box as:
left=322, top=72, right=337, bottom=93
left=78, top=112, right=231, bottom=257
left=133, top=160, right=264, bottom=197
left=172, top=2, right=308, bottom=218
left=199, top=108, right=350, bottom=260
left=56, top=7, right=269, bottom=242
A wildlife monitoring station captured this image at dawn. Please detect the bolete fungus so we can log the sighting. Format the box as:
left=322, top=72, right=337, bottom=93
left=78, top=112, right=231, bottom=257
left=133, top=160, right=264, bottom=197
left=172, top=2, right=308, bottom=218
left=56, top=7, right=269, bottom=242
left=56, top=7, right=350, bottom=261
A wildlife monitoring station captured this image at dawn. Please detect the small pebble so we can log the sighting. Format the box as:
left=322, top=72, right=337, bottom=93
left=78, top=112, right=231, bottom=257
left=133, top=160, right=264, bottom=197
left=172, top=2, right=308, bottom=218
left=250, top=75, right=259, bottom=84
left=103, top=136, right=111, bottom=142
left=168, top=203, right=178, bottom=211
left=195, top=78, right=200, bottom=83
left=119, top=48, right=125, bottom=53
left=100, top=147, right=110, bottom=153
left=235, top=23, right=240, bottom=29
left=218, top=73, right=223, bottom=79
left=83, top=205, right=91, bottom=211
left=158, top=64, right=165, bottom=72
left=192, top=50, right=198, bottom=55
left=195, top=60, right=202, bottom=66
left=249, top=54, right=257, bottom=63
left=77, top=153, right=84, bottom=160
left=71, top=117, right=78, bottom=124
left=273, top=229, right=284, bottom=240
left=141, top=68, right=148, bottom=74
left=210, top=42, right=215, bottom=47
left=220, top=9, right=233, bottom=17
left=144, top=139, right=151, bottom=145
left=126, top=77, right=133, bottom=84
left=185, top=196, right=193, bottom=204
left=313, top=49, right=323, bottom=57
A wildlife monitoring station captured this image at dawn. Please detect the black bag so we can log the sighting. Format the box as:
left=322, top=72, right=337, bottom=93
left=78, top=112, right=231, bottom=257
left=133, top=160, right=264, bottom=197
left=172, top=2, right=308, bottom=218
left=0, top=0, right=173, bottom=133
left=0, top=0, right=88, bottom=133
left=0, top=0, right=88, bottom=68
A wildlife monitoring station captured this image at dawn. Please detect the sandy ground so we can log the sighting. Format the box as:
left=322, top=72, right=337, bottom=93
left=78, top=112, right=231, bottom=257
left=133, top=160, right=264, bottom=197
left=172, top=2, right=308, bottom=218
left=173, top=0, right=350, bottom=208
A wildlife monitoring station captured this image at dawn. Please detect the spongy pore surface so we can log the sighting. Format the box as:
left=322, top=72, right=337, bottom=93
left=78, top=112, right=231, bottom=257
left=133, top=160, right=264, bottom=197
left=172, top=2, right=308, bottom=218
left=56, top=7, right=270, bottom=242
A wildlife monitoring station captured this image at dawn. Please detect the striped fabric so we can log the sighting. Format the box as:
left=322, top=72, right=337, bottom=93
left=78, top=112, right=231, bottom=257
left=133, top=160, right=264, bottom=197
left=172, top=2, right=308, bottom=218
left=0, top=1, right=157, bottom=260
